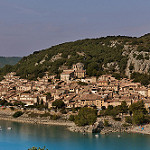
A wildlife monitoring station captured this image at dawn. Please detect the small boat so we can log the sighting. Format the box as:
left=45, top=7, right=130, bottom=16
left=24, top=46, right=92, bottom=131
left=7, top=127, right=12, bottom=130
left=95, top=134, right=99, bottom=138
left=118, top=135, right=121, bottom=138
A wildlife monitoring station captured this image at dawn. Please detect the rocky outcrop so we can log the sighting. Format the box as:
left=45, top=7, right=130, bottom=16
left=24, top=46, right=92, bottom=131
left=102, top=62, right=120, bottom=72
left=125, top=50, right=150, bottom=77
left=68, top=119, right=103, bottom=133
left=50, top=53, right=62, bottom=62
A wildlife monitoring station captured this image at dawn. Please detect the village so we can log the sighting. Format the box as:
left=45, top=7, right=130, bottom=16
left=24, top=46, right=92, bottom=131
left=0, top=62, right=150, bottom=112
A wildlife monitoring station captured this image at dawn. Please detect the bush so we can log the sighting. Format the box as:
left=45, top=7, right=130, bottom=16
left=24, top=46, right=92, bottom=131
left=9, top=107, right=15, bottom=111
left=77, top=81, right=88, bottom=86
left=104, top=119, right=109, bottom=127
left=122, top=123, right=130, bottom=127
left=74, top=107, right=97, bottom=126
left=50, top=115, right=60, bottom=120
left=13, top=111, right=23, bottom=118
left=28, top=146, right=48, bottom=150
left=40, top=113, right=51, bottom=118
left=72, top=108, right=76, bottom=113
left=68, top=115, right=75, bottom=121
left=132, top=112, right=145, bottom=125
left=125, top=116, right=132, bottom=124
left=113, top=117, right=121, bottom=121
left=28, top=112, right=39, bottom=118
left=60, top=108, right=67, bottom=114
left=0, top=100, right=8, bottom=106
left=52, top=100, right=65, bottom=109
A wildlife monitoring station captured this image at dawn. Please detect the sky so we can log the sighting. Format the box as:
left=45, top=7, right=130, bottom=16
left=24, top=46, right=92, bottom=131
left=0, top=0, right=150, bottom=57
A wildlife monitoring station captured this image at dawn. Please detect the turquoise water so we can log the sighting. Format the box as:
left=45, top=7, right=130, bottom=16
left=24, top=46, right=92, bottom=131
left=0, top=120, right=150, bottom=150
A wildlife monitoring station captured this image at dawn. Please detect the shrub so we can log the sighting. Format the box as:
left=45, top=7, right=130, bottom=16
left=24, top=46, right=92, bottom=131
left=77, top=81, right=88, bottom=86
left=60, top=108, right=67, bottom=114
left=50, top=115, right=60, bottom=120
left=122, top=123, right=130, bottom=127
left=132, top=112, right=145, bottom=125
left=13, top=111, right=23, bottom=118
left=40, top=113, right=51, bottom=118
left=28, top=146, right=48, bottom=150
left=104, top=119, right=109, bottom=127
left=9, top=107, right=15, bottom=111
left=72, top=108, right=76, bottom=113
left=74, top=107, right=97, bottom=126
left=28, top=112, right=39, bottom=118
left=125, top=116, right=132, bottom=124
left=113, top=117, right=121, bottom=121
left=52, top=100, right=65, bottom=109
left=68, top=115, right=75, bottom=121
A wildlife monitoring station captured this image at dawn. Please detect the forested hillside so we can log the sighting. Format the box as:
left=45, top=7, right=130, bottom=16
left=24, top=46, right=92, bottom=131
left=0, top=34, right=150, bottom=85
left=0, top=57, right=21, bottom=68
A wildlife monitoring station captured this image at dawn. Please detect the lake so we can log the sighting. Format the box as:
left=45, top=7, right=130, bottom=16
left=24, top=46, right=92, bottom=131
left=0, top=120, right=150, bottom=150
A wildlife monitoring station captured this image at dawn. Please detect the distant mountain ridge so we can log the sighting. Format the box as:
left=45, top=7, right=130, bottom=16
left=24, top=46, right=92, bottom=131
left=0, top=57, right=22, bottom=68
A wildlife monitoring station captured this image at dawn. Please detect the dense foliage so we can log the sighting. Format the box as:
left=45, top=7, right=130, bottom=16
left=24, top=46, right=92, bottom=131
left=12, top=111, right=24, bottom=118
left=100, top=101, right=128, bottom=117
left=74, top=107, right=97, bottom=126
left=28, top=146, right=48, bottom=150
left=128, top=101, right=150, bottom=125
left=52, top=100, right=65, bottom=109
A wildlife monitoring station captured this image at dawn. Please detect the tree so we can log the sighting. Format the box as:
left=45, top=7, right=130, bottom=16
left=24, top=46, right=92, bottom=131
left=129, top=100, right=147, bottom=115
left=0, top=99, right=8, bottom=106
left=74, top=107, right=97, bottom=126
left=119, top=101, right=128, bottom=116
left=13, top=111, right=24, bottom=118
left=132, top=112, right=145, bottom=125
left=52, top=100, right=65, bottom=109
left=28, top=146, right=48, bottom=150
left=107, top=105, right=113, bottom=110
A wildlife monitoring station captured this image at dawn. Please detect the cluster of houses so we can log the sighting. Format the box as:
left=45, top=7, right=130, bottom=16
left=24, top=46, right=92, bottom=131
left=0, top=63, right=150, bottom=111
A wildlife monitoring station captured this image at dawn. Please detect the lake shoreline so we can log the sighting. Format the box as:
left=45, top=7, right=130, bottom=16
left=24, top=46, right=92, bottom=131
left=0, top=116, right=150, bottom=136
left=0, top=109, right=149, bottom=135
left=0, top=115, right=74, bottom=127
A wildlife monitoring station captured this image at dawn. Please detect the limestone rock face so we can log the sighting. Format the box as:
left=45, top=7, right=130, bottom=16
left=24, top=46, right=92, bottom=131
left=67, top=119, right=103, bottom=133
left=125, top=50, right=150, bottom=77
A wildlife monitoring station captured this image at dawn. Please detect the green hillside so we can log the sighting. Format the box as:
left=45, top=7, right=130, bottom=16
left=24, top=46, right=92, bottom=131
left=0, top=57, right=21, bottom=68
left=0, top=34, right=150, bottom=85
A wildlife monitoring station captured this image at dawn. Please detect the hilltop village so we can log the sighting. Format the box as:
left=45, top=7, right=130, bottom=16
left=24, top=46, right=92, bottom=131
left=0, top=62, right=150, bottom=111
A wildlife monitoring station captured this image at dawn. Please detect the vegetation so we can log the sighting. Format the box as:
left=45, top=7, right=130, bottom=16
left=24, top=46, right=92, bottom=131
left=74, top=107, right=97, bottom=126
left=101, top=101, right=128, bottom=118
left=131, top=72, right=150, bottom=86
left=28, top=146, right=48, bottom=150
left=68, top=115, right=75, bottom=121
left=104, top=119, right=109, bottom=127
left=0, top=34, right=150, bottom=85
left=123, top=101, right=150, bottom=125
left=77, top=81, right=88, bottom=86
left=100, top=100, right=149, bottom=126
left=0, top=100, right=8, bottom=106
left=13, top=111, right=24, bottom=118
left=0, top=56, right=21, bottom=68
left=52, top=100, right=65, bottom=109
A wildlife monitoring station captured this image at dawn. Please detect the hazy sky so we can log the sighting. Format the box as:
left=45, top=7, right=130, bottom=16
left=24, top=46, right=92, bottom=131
left=0, top=0, right=150, bottom=56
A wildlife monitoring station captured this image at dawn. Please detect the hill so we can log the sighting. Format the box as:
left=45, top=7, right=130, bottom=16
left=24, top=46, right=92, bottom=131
left=0, top=34, right=150, bottom=85
left=0, top=57, right=21, bottom=68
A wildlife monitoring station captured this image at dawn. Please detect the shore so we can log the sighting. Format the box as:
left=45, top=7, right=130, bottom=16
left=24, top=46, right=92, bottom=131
left=0, top=108, right=150, bottom=135
left=127, top=124, right=150, bottom=135
left=0, top=108, right=74, bottom=127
